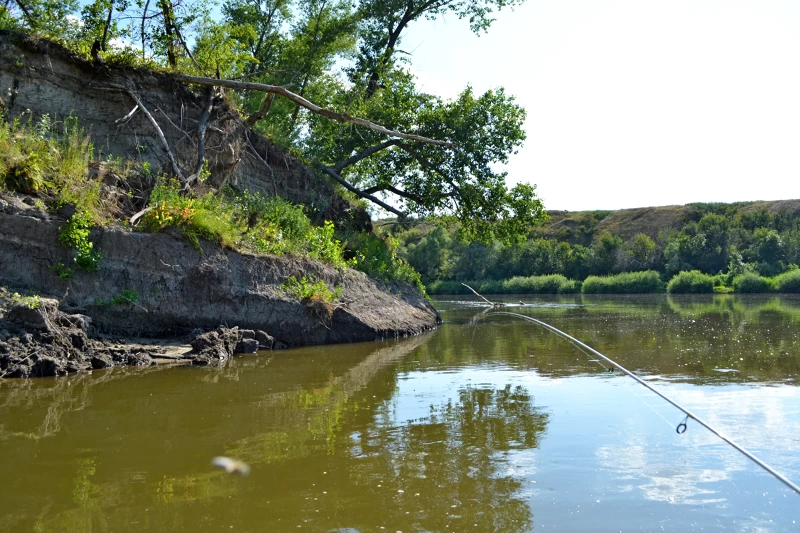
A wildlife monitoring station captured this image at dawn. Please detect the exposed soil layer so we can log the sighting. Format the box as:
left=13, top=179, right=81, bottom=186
left=0, top=194, right=440, bottom=377
left=0, top=30, right=370, bottom=231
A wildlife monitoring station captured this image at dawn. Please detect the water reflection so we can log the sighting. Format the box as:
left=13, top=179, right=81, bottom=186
left=1, top=295, right=799, bottom=532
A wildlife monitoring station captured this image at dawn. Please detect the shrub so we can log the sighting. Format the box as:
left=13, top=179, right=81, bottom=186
left=345, top=232, right=425, bottom=294
left=732, top=272, right=775, bottom=293
left=59, top=211, right=102, bottom=271
left=282, top=275, right=342, bottom=322
left=667, top=271, right=715, bottom=294
left=774, top=269, right=800, bottom=293
left=582, top=271, right=663, bottom=294
left=503, top=274, right=580, bottom=294
left=426, top=276, right=580, bottom=295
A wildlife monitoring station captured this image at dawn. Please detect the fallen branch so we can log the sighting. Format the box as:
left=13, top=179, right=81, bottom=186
left=109, top=84, right=187, bottom=183
left=115, top=105, right=139, bottom=125
left=170, top=73, right=456, bottom=149
left=461, top=283, right=505, bottom=307
left=188, top=86, right=214, bottom=185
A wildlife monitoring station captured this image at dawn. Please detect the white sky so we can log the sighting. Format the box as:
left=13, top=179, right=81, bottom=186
left=403, top=0, right=800, bottom=211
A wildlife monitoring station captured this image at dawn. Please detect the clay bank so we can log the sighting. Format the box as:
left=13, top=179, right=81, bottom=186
left=0, top=33, right=440, bottom=378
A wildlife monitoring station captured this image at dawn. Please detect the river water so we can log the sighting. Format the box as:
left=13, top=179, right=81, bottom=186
left=1, top=295, right=800, bottom=532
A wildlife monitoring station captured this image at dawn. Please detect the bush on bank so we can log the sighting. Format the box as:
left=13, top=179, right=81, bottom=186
left=427, top=274, right=580, bottom=295
left=666, top=270, right=715, bottom=293
left=581, top=271, right=663, bottom=294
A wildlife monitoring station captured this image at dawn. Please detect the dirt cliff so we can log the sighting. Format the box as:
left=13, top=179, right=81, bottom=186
left=0, top=33, right=440, bottom=377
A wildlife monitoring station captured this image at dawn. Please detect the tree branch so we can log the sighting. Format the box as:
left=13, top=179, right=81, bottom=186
left=245, top=92, right=274, bottom=126
left=169, top=73, right=456, bottom=148
left=333, top=139, right=402, bottom=172
left=188, top=86, right=214, bottom=185
left=317, top=165, right=404, bottom=217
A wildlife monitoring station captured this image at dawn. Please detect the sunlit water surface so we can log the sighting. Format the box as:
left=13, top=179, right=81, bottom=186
left=2, top=294, right=800, bottom=532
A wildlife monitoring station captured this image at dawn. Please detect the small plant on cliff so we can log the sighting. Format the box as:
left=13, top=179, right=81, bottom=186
left=0, top=287, right=41, bottom=309
left=281, top=275, right=342, bottom=323
left=59, top=211, right=102, bottom=271
left=142, top=178, right=241, bottom=249
left=95, top=289, right=140, bottom=306
left=49, top=262, right=75, bottom=280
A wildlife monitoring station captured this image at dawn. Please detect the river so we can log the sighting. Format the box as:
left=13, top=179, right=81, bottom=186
left=1, top=294, right=799, bottom=531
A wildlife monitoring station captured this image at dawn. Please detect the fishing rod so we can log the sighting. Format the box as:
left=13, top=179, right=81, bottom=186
left=488, top=310, right=800, bottom=497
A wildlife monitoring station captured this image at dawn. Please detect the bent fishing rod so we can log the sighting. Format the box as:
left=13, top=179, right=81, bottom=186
left=488, top=310, right=800, bottom=497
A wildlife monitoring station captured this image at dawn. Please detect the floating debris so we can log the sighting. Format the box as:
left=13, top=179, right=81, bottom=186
left=212, top=456, right=250, bottom=476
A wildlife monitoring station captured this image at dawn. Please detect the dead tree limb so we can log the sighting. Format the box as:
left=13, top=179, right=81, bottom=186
left=461, top=283, right=504, bottom=307
left=170, top=74, right=456, bottom=149
left=246, top=93, right=275, bottom=126
left=115, top=105, right=139, bottom=125
left=317, top=165, right=403, bottom=217
left=188, top=86, right=214, bottom=185
left=109, top=84, right=186, bottom=183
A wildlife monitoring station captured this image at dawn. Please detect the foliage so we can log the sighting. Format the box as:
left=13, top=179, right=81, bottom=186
left=390, top=200, right=800, bottom=293
left=0, top=287, right=41, bottom=309
left=581, top=271, right=663, bottom=294
left=0, top=114, right=100, bottom=217
left=142, top=178, right=242, bottom=249
left=774, top=268, right=800, bottom=293
left=49, top=262, right=75, bottom=280
left=59, top=211, right=102, bottom=271
left=234, top=190, right=347, bottom=269
left=666, top=270, right=715, bottom=294
left=732, top=272, right=775, bottom=294
left=503, top=274, right=580, bottom=294
left=344, top=232, right=425, bottom=294
left=282, top=274, right=342, bottom=321
left=427, top=275, right=580, bottom=295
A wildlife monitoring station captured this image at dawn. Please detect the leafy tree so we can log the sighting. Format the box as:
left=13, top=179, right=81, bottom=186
left=627, top=233, right=656, bottom=270
left=591, top=231, right=623, bottom=275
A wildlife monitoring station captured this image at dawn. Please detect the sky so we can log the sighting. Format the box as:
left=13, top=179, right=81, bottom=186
left=402, top=0, right=800, bottom=211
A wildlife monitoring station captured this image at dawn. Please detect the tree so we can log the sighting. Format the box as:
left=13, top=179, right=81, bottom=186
left=627, top=233, right=656, bottom=270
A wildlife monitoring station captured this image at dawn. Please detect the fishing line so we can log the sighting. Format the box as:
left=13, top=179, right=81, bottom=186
left=488, top=310, right=800, bottom=496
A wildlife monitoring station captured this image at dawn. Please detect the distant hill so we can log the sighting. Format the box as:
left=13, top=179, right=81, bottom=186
left=387, top=198, right=800, bottom=286
left=534, top=200, right=800, bottom=245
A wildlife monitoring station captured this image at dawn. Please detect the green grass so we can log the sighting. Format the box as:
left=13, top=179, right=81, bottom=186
left=0, top=113, right=101, bottom=220
left=582, top=271, right=663, bottom=294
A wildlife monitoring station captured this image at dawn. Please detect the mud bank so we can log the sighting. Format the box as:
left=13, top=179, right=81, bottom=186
left=0, top=195, right=440, bottom=377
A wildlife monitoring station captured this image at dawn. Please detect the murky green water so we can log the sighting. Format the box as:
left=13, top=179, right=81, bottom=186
left=2, top=295, right=800, bottom=532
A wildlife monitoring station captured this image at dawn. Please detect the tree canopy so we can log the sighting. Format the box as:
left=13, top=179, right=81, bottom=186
left=1, top=0, right=544, bottom=242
